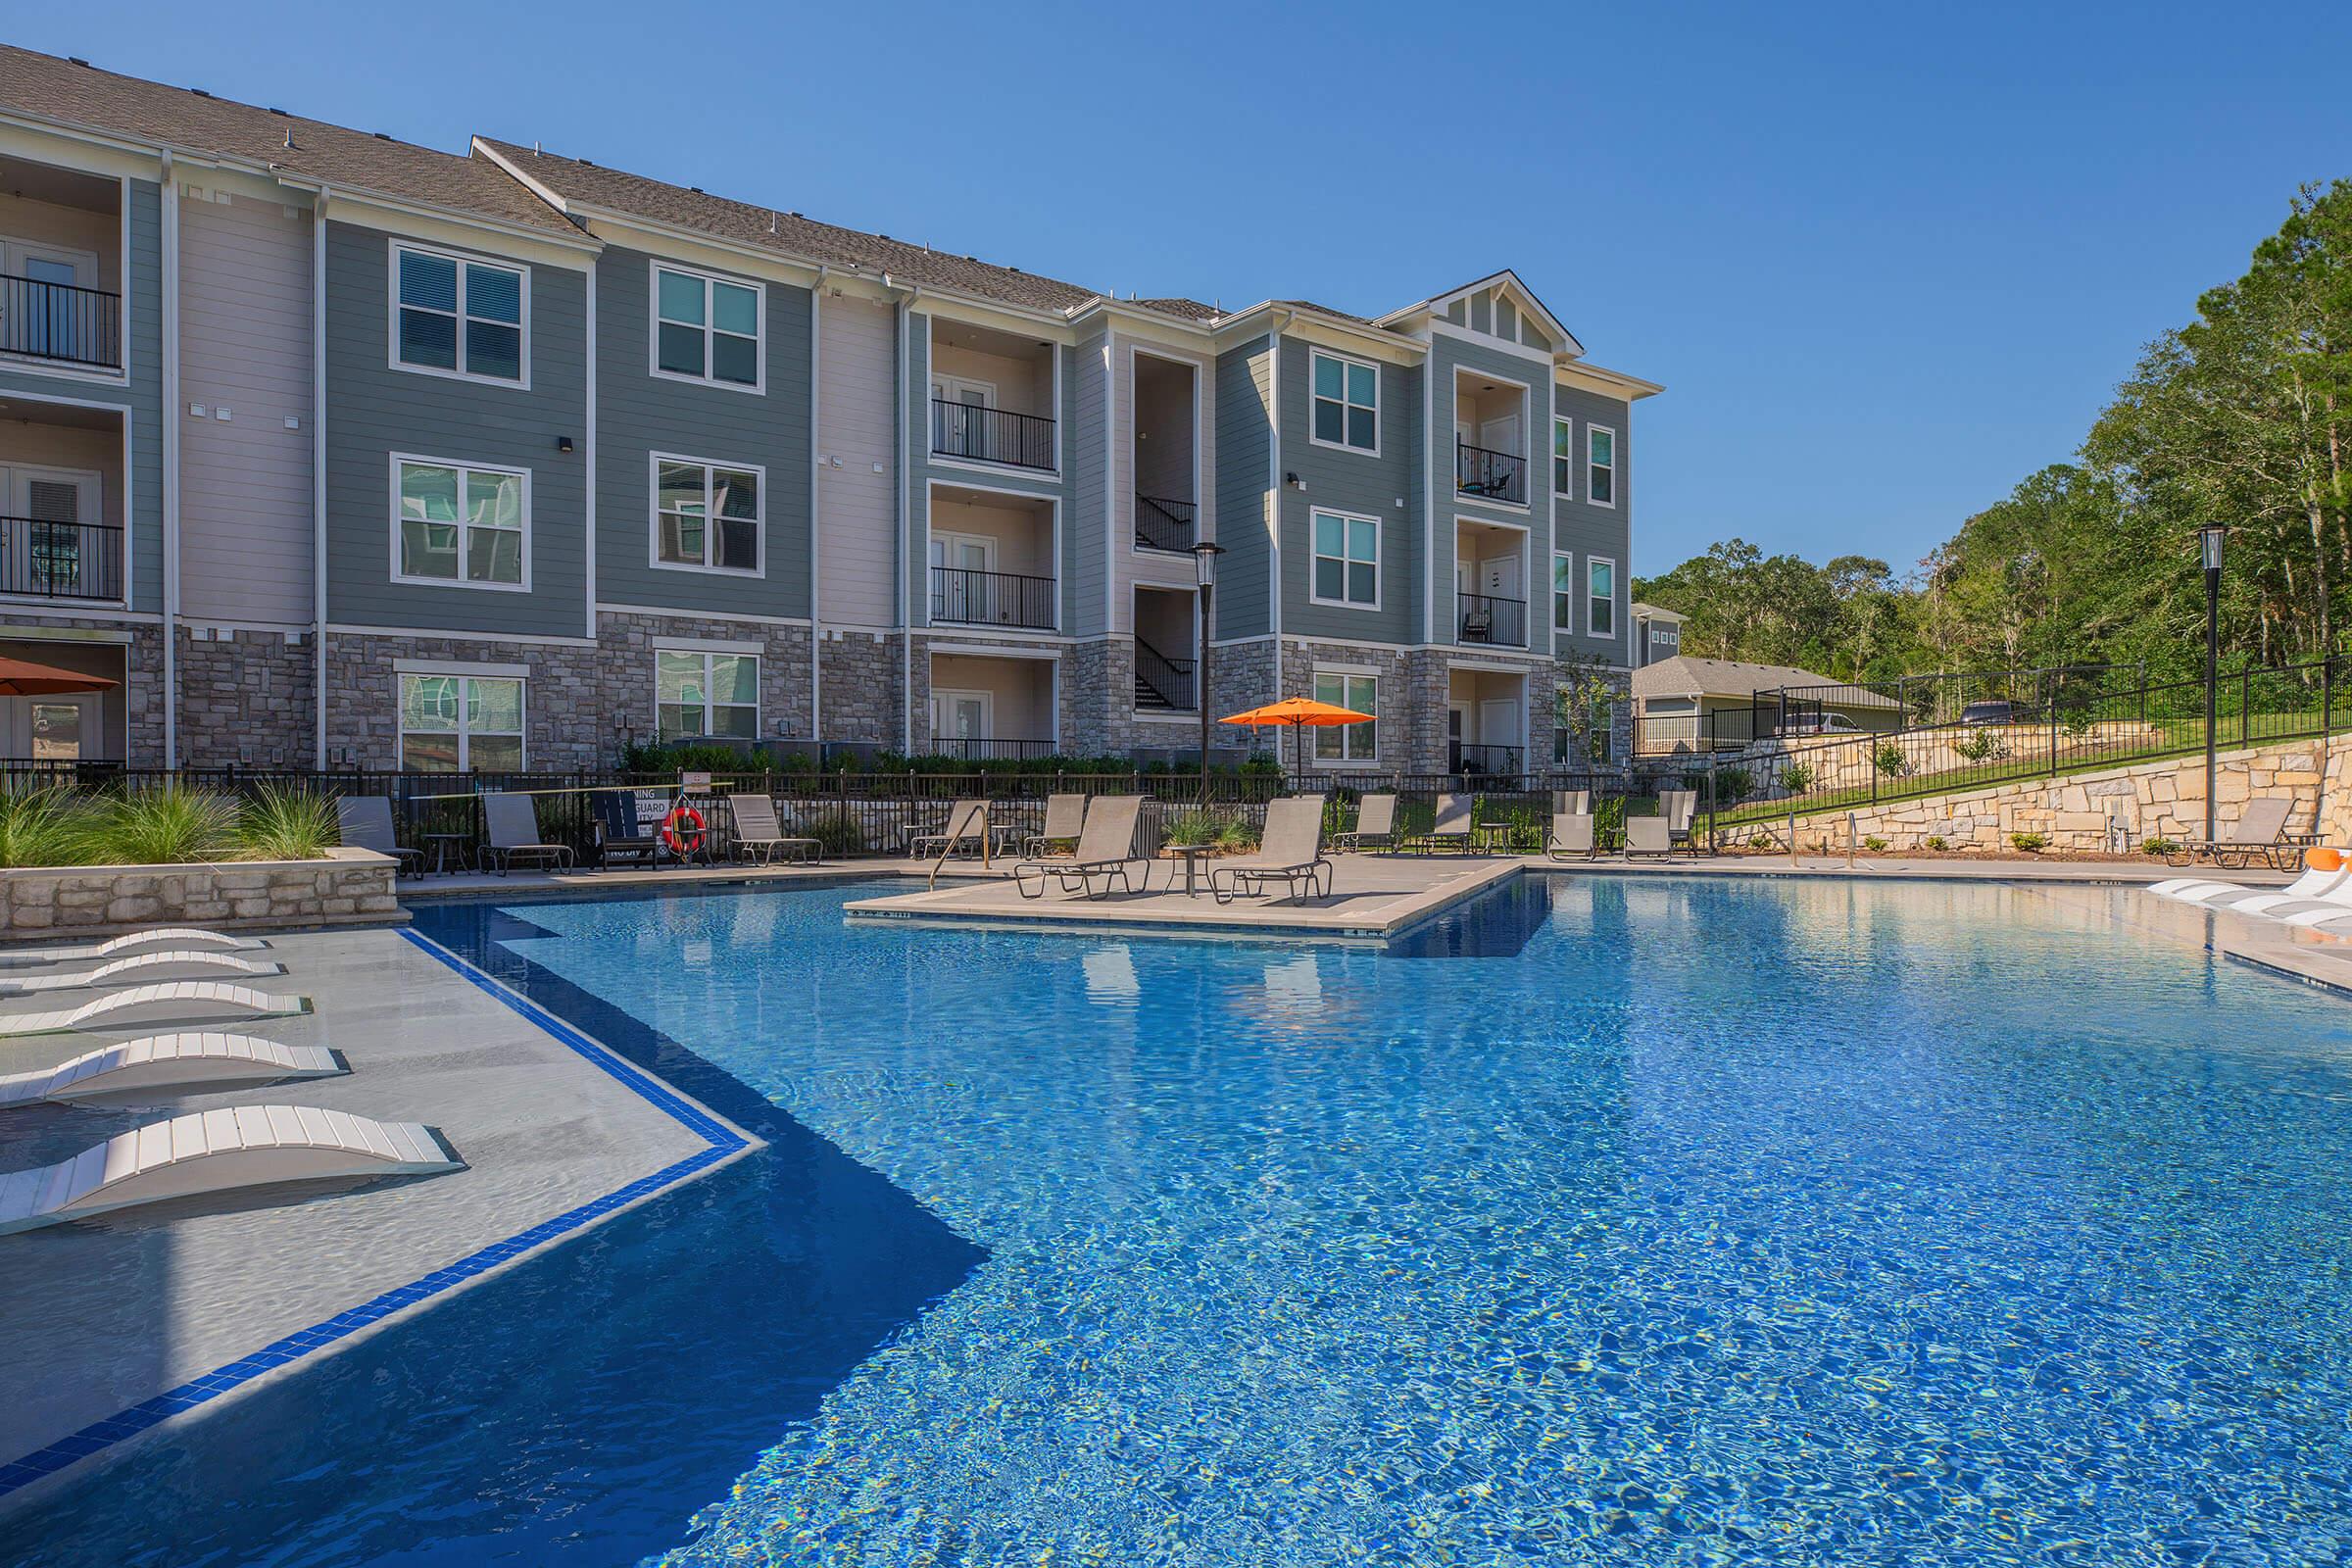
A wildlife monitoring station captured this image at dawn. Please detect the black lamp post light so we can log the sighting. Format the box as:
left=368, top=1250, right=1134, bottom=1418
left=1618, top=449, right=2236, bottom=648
left=2199, top=521, right=2228, bottom=845
left=1190, top=540, right=1225, bottom=797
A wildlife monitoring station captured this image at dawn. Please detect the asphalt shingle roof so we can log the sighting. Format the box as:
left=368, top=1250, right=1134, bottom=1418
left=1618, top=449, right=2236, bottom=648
left=1632, top=656, right=1900, bottom=707
left=0, top=46, right=578, bottom=234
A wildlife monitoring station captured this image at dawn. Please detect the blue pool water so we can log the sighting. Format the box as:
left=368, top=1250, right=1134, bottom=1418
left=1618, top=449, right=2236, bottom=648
left=13, top=875, right=2352, bottom=1565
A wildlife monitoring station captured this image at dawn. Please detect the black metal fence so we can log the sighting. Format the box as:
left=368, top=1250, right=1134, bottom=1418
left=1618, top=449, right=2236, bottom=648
left=0, top=272, right=122, bottom=369
left=930, top=399, right=1055, bottom=471
left=1457, top=592, right=1528, bottom=648
left=928, top=566, right=1056, bottom=629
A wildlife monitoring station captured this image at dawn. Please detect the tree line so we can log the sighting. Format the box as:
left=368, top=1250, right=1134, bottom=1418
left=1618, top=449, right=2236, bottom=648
left=1635, top=179, right=2352, bottom=690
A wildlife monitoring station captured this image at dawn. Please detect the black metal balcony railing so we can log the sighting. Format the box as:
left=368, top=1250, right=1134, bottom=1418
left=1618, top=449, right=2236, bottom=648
left=0, top=273, right=122, bottom=370
left=931, top=399, right=1056, bottom=471
left=0, top=517, right=124, bottom=602
left=1136, top=494, right=1197, bottom=554
left=1457, top=592, right=1528, bottom=648
left=929, top=565, right=1056, bottom=629
left=927, top=736, right=1058, bottom=761
left=1133, top=636, right=1198, bottom=711
left=1451, top=743, right=1523, bottom=774
left=1456, top=440, right=1527, bottom=505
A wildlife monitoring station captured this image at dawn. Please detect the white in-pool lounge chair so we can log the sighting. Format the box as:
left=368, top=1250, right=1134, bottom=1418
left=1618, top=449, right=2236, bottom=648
left=1209, top=796, right=1333, bottom=905
left=1013, top=795, right=1149, bottom=900
left=1547, top=813, right=1595, bottom=860
left=0, top=1105, right=461, bottom=1236
left=2163, top=858, right=2350, bottom=915
left=0, top=950, right=286, bottom=996
left=0, top=983, right=311, bottom=1038
left=0, top=1033, right=344, bottom=1109
left=0, top=928, right=264, bottom=966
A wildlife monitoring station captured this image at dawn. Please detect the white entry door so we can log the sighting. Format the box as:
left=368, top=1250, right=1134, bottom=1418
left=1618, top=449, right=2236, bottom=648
left=929, top=689, right=993, bottom=749
left=1479, top=698, right=1520, bottom=750
left=1479, top=413, right=1522, bottom=457
left=0, top=238, right=100, bottom=361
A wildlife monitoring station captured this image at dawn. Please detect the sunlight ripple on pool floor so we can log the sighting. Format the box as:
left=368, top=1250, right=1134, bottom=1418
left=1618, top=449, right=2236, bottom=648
left=481, top=878, right=2352, bottom=1567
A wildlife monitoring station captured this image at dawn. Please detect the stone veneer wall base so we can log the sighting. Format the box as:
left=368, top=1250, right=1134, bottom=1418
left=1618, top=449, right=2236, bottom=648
left=0, top=849, right=403, bottom=939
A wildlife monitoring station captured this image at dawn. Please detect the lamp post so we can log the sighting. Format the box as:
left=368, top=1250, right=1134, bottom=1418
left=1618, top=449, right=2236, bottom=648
left=1190, top=540, right=1225, bottom=800
left=2199, top=522, right=2229, bottom=845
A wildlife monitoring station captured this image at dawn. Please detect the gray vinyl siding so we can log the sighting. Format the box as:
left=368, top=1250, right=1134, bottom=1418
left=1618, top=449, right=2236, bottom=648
left=321, top=220, right=589, bottom=636
left=1551, top=381, right=1632, bottom=663
left=1211, top=337, right=1272, bottom=641
left=1432, top=331, right=1549, bottom=652
left=178, top=191, right=313, bottom=625
left=905, top=312, right=1077, bottom=630
left=592, top=246, right=811, bottom=618
left=1276, top=335, right=1417, bottom=647
left=0, top=177, right=164, bottom=613
left=815, top=292, right=899, bottom=627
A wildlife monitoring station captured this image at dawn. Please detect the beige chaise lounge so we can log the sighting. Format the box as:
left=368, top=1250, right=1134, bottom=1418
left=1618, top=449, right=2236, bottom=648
left=1210, top=796, right=1333, bottom=905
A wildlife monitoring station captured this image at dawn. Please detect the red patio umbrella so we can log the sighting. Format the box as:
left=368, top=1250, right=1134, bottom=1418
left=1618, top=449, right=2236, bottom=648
left=0, top=656, right=117, bottom=698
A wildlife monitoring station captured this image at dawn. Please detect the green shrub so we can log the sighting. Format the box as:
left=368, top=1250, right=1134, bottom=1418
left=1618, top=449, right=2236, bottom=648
left=1779, top=761, right=1817, bottom=796
left=1873, top=742, right=1912, bottom=778
left=1160, top=808, right=1223, bottom=848
left=239, top=785, right=339, bottom=861
left=2010, top=831, right=2049, bottom=853
left=798, top=808, right=867, bottom=857
left=1216, top=815, right=1258, bottom=853
left=2141, top=837, right=2180, bottom=857
left=1710, top=766, right=1752, bottom=806
left=82, top=786, right=241, bottom=865
left=1862, top=835, right=1889, bottom=853
left=0, top=787, right=91, bottom=868
left=1953, top=729, right=2008, bottom=764
left=1924, top=835, right=1950, bottom=852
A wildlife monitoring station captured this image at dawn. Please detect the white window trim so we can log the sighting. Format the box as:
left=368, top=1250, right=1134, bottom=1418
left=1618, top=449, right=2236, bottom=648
left=1552, top=415, right=1575, bottom=499
left=1588, top=555, right=1618, bottom=639
left=656, top=648, right=761, bottom=742
left=388, top=452, right=533, bottom=594
left=1306, top=348, right=1380, bottom=458
left=649, top=451, right=767, bottom=578
left=397, top=669, right=527, bottom=771
left=648, top=258, right=765, bottom=396
left=1587, top=422, right=1618, bottom=510
left=1551, top=550, right=1576, bottom=634
left=1309, top=667, right=1379, bottom=765
left=386, top=238, right=531, bottom=390
left=1307, top=507, right=1382, bottom=612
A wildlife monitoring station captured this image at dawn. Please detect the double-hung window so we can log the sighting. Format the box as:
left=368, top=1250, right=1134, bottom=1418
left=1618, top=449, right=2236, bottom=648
left=1310, top=351, right=1377, bottom=453
left=654, top=456, right=763, bottom=573
left=1310, top=509, right=1379, bottom=608
left=1588, top=557, right=1617, bottom=638
left=1552, top=553, right=1576, bottom=633
left=394, top=244, right=524, bottom=383
left=1312, top=671, right=1378, bottom=762
left=395, top=458, right=527, bottom=588
left=654, top=265, right=761, bottom=388
left=657, top=650, right=760, bottom=741
left=399, top=673, right=524, bottom=771
left=1552, top=416, right=1575, bottom=497
left=1587, top=424, right=1617, bottom=507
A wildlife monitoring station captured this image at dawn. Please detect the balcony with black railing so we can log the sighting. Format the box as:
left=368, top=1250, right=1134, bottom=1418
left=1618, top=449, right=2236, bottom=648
left=931, top=399, right=1056, bottom=472
left=1450, top=742, right=1523, bottom=774
left=1455, top=440, right=1527, bottom=506
left=0, top=516, right=124, bottom=602
left=0, top=274, right=122, bottom=372
left=925, top=736, right=1059, bottom=761
left=930, top=565, right=1057, bottom=630
left=1136, top=494, right=1197, bottom=554
left=1456, top=592, right=1528, bottom=648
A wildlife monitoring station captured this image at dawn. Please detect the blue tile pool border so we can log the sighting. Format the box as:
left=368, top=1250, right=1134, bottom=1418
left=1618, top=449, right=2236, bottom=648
left=0, top=927, right=756, bottom=1503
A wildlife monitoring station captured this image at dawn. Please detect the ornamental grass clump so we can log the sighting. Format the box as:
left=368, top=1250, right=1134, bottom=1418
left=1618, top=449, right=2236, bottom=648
left=80, top=785, right=242, bottom=866
left=239, top=785, right=340, bottom=862
left=0, top=787, right=92, bottom=868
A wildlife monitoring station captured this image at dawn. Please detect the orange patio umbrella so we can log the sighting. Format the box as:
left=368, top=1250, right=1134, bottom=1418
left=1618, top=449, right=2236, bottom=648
left=1219, top=695, right=1373, bottom=776
left=0, top=655, right=117, bottom=698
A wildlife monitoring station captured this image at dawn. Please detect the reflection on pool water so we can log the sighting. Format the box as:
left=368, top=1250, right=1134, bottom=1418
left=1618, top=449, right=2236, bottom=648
left=15, top=875, right=2352, bottom=1566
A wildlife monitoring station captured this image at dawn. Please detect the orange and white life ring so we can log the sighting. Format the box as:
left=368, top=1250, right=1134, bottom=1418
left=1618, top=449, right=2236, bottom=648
left=662, top=804, right=706, bottom=857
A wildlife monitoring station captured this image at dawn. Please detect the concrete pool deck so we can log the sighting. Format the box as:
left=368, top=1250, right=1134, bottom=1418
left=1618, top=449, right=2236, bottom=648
left=0, top=925, right=758, bottom=1507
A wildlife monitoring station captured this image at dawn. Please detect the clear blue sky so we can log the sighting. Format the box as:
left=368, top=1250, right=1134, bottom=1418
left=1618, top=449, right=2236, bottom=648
left=24, top=1, right=2349, bottom=580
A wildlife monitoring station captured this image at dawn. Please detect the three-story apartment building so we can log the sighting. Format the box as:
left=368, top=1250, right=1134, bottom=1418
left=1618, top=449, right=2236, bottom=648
left=0, top=45, right=1657, bottom=776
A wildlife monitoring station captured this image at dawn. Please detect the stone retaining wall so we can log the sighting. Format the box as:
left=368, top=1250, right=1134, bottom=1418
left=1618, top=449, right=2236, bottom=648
left=1766, top=734, right=2352, bottom=854
left=0, top=848, right=402, bottom=938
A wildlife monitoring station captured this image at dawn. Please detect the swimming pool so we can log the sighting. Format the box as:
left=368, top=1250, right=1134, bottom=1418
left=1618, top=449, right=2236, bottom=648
left=13, top=874, right=2352, bottom=1565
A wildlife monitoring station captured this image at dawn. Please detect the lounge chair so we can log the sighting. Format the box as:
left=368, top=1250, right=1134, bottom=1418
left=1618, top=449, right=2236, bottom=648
left=478, top=792, right=575, bottom=876
left=1546, top=812, right=1594, bottom=860
left=591, top=789, right=665, bottom=868
left=0, top=928, right=263, bottom=966
left=0, top=1033, right=345, bottom=1109
left=1553, top=790, right=1591, bottom=816
left=911, top=800, right=990, bottom=861
left=1210, top=796, right=1334, bottom=905
left=2162, top=797, right=2295, bottom=871
left=1625, top=815, right=1674, bottom=858
left=334, top=796, right=422, bottom=874
left=1410, top=793, right=1476, bottom=854
left=1012, top=795, right=1149, bottom=900
left=729, top=793, right=820, bottom=865
left=1023, top=793, right=1087, bottom=858
left=1333, top=792, right=1398, bottom=854
left=1660, top=789, right=1698, bottom=848
left=0, top=950, right=285, bottom=996
left=2160, top=850, right=2345, bottom=912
